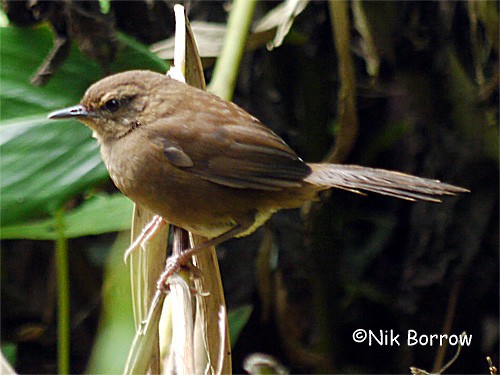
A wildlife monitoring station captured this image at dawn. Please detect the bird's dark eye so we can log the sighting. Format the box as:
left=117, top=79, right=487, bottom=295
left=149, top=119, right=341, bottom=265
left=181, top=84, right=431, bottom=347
left=104, top=99, right=120, bottom=112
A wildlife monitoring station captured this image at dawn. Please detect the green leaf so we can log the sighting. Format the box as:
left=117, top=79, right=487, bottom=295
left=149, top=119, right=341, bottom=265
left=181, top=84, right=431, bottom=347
left=1, top=343, right=17, bottom=372
left=228, top=304, right=253, bottom=346
left=86, top=232, right=135, bottom=375
left=0, top=26, right=168, bottom=226
left=0, top=193, right=133, bottom=240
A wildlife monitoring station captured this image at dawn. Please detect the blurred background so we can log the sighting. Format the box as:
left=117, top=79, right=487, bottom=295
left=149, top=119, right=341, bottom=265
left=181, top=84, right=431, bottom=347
left=1, top=1, right=498, bottom=374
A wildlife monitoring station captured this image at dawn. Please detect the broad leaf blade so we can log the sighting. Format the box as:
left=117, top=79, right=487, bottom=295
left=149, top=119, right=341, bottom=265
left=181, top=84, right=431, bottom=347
left=0, top=193, right=134, bottom=240
left=0, top=26, right=168, bottom=226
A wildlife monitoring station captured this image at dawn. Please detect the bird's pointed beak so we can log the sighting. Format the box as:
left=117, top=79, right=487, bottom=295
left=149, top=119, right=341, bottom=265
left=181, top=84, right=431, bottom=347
left=48, top=105, right=91, bottom=120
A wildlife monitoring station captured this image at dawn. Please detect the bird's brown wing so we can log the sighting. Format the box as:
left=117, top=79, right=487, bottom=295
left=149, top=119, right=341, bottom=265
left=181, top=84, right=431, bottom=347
left=148, top=117, right=311, bottom=191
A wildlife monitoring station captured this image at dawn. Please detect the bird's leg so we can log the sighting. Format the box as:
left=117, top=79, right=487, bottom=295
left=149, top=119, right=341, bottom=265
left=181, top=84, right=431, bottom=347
left=156, top=224, right=249, bottom=291
left=123, top=215, right=166, bottom=263
left=171, top=226, right=200, bottom=277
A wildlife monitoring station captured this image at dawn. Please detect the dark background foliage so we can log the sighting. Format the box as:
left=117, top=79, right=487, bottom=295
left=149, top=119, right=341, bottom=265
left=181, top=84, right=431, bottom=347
left=1, top=1, right=498, bottom=374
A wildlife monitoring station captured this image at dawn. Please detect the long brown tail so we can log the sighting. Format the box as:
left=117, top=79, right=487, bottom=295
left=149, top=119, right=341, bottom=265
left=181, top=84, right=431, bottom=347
left=304, top=164, right=468, bottom=202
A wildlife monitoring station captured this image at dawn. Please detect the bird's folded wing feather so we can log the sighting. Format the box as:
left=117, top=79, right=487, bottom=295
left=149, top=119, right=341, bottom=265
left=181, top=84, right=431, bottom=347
left=149, top=118, right=311, bottom=191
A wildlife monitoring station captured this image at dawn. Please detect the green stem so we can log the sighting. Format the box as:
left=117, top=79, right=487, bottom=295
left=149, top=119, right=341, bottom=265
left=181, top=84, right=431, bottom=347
left=55, top=208, right=70, bottom=374
left=325, top=0, right=359, bottom=164
left=208, top=0, right=257, bottom=100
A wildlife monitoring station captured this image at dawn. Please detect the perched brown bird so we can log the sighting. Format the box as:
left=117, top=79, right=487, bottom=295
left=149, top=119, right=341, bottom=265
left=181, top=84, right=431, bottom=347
left=48, top=70, right=467, bottom=249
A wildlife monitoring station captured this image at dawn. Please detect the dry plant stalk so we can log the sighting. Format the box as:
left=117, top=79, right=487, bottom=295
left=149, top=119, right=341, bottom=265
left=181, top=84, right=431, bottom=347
left=179, top=7, right=231, bottom=372
left=128, top=207, right=168, bottom=374
left=127, top=5, right=231, bottom=375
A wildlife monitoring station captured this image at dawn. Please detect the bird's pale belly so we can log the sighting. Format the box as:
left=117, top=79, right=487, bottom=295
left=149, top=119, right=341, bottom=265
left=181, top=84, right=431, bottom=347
left=120, top=172, right=276, bottom=239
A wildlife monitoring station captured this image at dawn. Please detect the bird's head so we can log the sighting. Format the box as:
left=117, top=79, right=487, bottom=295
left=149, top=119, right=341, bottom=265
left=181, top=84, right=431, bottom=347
left=48, top=70, right=181, bottom=143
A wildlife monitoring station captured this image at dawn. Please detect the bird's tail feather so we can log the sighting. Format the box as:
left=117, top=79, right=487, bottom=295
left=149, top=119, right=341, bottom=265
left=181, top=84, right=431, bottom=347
left=305, top=164, right=468, bottom=202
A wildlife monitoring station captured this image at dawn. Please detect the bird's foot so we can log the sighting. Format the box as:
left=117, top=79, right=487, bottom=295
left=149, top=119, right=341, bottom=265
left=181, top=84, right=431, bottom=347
left=124, top=215, right=166, bottom=263
left=156, top=248, right=202, bottom=292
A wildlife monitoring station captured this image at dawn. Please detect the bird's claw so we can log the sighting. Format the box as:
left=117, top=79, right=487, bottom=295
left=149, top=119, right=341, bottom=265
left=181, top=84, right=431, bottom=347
left=123, top=215, right=165, bottom=263
left=156, top=251, right=202, bottom=292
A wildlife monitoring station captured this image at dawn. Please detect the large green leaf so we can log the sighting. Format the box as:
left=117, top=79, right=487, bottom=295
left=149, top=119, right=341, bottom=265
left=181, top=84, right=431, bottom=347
left=228, top=304, right=253, bottom=346
left=0, top=26, right=168, bottom=226
left=0, top=193, right=133, bottom=240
